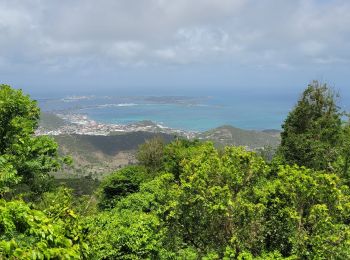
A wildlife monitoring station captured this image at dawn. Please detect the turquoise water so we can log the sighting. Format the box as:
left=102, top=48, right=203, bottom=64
left=38, top=93, right=305, bottom=131
left=39, top=96, right=292, bottom=131
left=36, top=88, right=350, bottom=132
left=82, top=103, right=281, bottom=131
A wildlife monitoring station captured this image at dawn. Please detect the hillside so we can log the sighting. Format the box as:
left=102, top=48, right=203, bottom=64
left=199, top=125, right=280, bottom=149
left=52, top=127, right=280, bottom=179
left=53, top=132, right=175, bottom=179
left=40, top=113, right=281, bottom=178
left=39, top=112, right=67, bottom=130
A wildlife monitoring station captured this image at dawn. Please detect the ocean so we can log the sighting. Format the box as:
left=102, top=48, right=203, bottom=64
left=37, top=92, right=300, bottom=132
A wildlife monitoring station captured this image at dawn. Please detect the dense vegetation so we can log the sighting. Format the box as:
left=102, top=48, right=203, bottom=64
left=1, top=82, right=350, bottom=259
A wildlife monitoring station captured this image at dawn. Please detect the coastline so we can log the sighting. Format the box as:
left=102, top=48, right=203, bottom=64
left=35, top=112, right=197, bottom=139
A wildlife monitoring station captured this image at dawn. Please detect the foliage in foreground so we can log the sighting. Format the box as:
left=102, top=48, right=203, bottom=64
left=0, top=84, right=67, bottom=198
left=0, top=197, right=88, bottom=259
left=1, top=82, right=350, bottom=259
left=86, top=141, right=350, bottom=259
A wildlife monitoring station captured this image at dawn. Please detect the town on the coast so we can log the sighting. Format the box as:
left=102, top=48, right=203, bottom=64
left=35, top=113, right=197, bottom=138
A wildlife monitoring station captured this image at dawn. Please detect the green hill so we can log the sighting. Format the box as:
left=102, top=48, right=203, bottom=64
left=53, top=132, right=175, bottom=179
left=199, top=125, right=280, bottom=149
left=52, top=126, right=280, bottom=179
left=39, top=112, right=67, bottom=130
left=55, top=132, right=175, bottom=156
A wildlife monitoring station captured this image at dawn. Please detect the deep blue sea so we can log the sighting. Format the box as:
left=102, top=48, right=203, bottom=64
left=37, top=92, right=304, bottom=131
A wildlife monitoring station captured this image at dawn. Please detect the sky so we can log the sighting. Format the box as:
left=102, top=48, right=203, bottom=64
left=0, top=0, right=349, bottom=97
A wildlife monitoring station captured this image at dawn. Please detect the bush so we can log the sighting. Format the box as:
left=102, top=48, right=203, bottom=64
left=98, top=165, right=148, bottom=209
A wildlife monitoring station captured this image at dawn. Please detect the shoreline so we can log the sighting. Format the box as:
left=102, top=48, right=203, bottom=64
left=36, top=112, right=198, bottom=139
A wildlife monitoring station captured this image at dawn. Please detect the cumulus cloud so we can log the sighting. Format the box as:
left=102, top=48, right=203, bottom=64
left=0, top=0, right=349, bottom=75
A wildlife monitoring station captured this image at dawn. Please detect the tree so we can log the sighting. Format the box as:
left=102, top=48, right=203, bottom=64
left=86, top=209, right=163, bottom=259
left=262, top=165, right=350, bottom=258
left=278, top=81, right=343, bottom=170
left=332, top=119, right=350, bottom=185
left=87, top=173, right=179, bottom=259
left=162, top=142, right=269, bottom=257
left=163, top=138, right=202, bottom=181
left=0, top=85, right=64, bottom=196
left=0, top=157, right=19, bottom=195
left=136, top=136, right=165, bottom=172
left=97, top=165, right=148, bottom=210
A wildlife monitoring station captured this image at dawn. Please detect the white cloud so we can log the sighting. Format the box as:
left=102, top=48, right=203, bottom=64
left=108, top=41, right=145, bottom=59
left=154, top=49, right=177, bottom=60
left=300, top=41, right=326, bottom=56
left=0, top=0, right=350, bottom=72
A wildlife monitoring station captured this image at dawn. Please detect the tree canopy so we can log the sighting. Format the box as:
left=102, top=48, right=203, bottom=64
left=278, top=81, right=343, bottom=170
left=0, top=84, right=65, bottom=197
